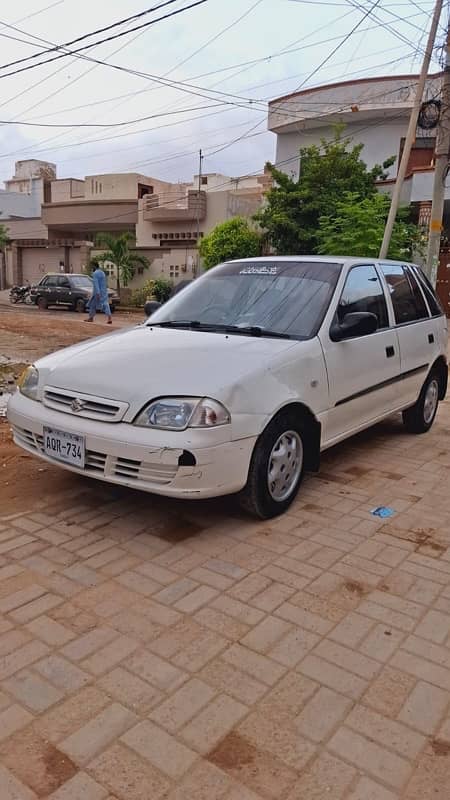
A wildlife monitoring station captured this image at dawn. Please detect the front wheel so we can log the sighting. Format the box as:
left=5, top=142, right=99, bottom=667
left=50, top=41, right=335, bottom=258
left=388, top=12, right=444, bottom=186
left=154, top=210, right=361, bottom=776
left=402, top=370, right=440, bottom=434
left=37, top=296, right=48, bottom=310
left=240, top=412, right=305, bottom=519
left=75, top=298, right=86, bottom=313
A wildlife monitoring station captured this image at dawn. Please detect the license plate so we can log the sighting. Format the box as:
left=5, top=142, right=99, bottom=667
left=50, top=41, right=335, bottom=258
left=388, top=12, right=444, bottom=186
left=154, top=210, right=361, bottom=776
left=43, top=427, right=85, bottom=468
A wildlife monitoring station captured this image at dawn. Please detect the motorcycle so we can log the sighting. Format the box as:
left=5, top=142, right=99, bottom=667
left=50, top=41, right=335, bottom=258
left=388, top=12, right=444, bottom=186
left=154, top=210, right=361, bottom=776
left=9, top=284, right=33, bottom=305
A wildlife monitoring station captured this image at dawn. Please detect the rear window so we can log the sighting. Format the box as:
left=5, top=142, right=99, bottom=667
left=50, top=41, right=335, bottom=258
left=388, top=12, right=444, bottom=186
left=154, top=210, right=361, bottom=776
left=410, top=265, right=443, bottom=317
left=381, top=263, right=429, bottom=324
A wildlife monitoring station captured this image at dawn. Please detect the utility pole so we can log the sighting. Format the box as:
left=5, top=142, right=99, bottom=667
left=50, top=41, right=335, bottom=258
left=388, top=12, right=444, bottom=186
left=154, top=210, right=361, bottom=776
left=195, top=149, right=203, bottom=273
left=426, top=23, right=450, bottom=283
left=379, top=0, right=443, bottom=259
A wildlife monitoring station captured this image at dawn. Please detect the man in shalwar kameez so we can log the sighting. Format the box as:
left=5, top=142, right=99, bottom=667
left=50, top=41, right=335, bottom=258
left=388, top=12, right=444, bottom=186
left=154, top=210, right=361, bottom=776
left=85, top=267, right=112, bottom=324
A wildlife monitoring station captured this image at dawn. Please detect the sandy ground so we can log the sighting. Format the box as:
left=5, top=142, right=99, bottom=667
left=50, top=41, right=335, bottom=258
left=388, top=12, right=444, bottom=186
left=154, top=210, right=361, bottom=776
left=0, top=306, right=142, bottom=514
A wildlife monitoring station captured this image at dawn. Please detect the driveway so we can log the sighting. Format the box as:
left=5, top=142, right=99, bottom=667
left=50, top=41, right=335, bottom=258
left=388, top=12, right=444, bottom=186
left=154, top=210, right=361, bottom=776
left=1, top=309, right=450, bottom=799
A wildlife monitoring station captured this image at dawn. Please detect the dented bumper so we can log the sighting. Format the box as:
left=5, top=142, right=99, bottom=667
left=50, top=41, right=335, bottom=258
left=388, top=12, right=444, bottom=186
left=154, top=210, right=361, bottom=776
left=7, top=391, right=256, bottom=498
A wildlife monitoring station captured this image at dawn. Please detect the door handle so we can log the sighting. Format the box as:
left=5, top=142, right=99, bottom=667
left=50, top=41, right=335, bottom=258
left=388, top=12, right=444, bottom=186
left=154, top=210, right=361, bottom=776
left=386, top=346, right=395, bottom=358
left=428, top=333, right=435, bottom=344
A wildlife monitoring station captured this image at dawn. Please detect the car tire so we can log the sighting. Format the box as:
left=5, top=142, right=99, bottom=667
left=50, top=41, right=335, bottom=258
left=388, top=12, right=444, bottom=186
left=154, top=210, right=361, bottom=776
left=37, top=296, right=48, bottom=310
left=240, top=411, right=305, bottom=519
left=110, top=304, right=115, bottom=314
left=75, top=298, right=86, bottom=313
left=402, top=369, right=440, bottom=434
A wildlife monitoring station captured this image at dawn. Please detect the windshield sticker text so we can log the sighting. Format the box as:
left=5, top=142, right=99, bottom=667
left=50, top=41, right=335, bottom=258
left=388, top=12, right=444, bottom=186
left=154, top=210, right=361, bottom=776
left=239, top=266, right=278, bottom=275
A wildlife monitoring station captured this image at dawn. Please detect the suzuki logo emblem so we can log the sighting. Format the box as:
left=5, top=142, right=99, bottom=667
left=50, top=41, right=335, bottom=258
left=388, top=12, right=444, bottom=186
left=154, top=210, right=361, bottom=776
left=70, top=398, right=86, bottom=413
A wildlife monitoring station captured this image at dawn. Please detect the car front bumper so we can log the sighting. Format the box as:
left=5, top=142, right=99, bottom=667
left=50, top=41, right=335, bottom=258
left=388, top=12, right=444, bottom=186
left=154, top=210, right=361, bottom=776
left=7, top=392, right=256, bottom=499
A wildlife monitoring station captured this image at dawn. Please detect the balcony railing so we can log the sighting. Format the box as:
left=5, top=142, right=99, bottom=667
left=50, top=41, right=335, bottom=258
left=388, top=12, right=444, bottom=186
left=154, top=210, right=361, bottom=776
left=143, top=190, right=206, bottom=222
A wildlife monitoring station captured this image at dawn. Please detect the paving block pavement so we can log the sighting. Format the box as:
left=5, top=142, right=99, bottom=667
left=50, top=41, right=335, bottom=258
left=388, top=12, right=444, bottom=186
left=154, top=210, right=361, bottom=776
left=2, top=411, right=450, bottom=797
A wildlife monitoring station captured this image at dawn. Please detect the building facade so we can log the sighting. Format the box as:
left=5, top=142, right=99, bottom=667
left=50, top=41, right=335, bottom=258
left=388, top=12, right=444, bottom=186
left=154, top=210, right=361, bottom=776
left=1, top=162, right=268, bottom=291
left=268, top=72, right=450, bottom=310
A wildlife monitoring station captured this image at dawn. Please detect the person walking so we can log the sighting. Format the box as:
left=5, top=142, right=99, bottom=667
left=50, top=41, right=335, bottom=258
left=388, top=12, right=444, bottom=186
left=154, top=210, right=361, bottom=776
left=85, top=266, right=112, bottom=324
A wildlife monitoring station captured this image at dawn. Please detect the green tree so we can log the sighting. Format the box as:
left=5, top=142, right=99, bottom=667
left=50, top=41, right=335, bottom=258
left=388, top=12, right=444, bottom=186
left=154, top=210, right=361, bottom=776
left=256, top=127, right=395, bottom=254
left=317, top=192, right=419, bottom=260
left=94, top=231, right=149, bottom=291
left=199, top=216, right=261, bottom=269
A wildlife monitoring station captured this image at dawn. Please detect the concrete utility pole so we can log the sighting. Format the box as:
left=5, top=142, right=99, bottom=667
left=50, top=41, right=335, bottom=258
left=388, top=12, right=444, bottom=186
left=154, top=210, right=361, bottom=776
left=426, top=23, right=450, bottom=283
left=379, top=0, right=443, bottom=259
left=196, top=149, right=203, bottom=273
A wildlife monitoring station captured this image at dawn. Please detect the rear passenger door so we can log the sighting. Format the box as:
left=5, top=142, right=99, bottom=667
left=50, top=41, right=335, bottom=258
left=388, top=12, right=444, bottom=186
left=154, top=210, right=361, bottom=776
left=379, top=263, right=439, bottom=406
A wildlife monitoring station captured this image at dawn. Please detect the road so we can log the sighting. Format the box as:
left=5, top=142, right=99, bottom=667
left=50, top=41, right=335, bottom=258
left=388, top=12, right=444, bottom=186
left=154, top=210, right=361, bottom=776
left=1, top=307, right=450, bottom=799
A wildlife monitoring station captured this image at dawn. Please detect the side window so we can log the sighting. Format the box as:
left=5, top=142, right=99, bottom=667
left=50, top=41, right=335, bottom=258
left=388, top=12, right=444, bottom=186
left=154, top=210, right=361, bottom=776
left=46, top=276, right=58, bottom=287
left=338, top=264, right=388, bottom=330
left=410, top=265, right=443, bottom=316
left=381, top=264, right=428, bottom=324
left=57, top=276, right=70, bottom=287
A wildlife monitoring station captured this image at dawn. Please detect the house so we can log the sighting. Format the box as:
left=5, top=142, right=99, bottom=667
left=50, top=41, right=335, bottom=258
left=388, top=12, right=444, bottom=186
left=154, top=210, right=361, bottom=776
left=268, top=72, right=450, bottom=308
left=1, top=163, right=268, bottom=291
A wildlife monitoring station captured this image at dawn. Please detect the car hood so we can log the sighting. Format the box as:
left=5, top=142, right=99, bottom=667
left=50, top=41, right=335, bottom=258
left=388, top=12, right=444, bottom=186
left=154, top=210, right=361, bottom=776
left=36, top=325, right=299, bottom=416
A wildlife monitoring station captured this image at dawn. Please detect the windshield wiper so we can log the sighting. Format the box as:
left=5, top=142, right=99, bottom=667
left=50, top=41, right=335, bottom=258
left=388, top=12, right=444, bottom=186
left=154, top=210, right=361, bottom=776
left=148, top=320, right=202, bottom=328
left=223, top=325, right=291, bottom=339
left=149, top=320, right=291, bottom=338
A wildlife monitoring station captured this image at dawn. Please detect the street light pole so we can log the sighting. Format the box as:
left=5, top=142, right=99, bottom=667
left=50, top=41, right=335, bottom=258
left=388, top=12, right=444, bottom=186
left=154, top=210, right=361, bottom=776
left=379, top=0, right=443, bottom=259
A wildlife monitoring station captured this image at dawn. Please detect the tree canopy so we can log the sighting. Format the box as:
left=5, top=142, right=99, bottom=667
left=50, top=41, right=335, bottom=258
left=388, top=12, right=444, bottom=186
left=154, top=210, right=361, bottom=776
left=317, top=192, right=420, bottom=261
left=199, top=216, right=261, bottom=269
left=256, top=127, right=395, bottom=255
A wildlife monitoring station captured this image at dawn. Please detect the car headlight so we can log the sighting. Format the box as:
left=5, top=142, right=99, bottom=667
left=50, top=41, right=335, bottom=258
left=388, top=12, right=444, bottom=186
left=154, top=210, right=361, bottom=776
left=134, top=397, right=230, bottom=430
left=18, top=366, right=40, bottom=401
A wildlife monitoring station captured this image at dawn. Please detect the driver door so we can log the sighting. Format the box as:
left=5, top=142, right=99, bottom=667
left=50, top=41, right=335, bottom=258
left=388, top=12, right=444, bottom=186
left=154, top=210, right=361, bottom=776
left=319, top=263, right=401, bottom=446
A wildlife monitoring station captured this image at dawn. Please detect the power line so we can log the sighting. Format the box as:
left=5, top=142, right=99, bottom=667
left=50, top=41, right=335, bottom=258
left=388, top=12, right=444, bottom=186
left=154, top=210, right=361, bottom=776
left=0, top=0, right=210, bottom=80
left=0, top=0, right=184, bottom=70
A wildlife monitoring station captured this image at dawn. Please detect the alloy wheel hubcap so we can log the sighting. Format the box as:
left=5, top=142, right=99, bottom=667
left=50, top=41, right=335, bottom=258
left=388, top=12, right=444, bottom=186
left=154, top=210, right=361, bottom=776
left=267, top=430, right=303, bottom=502
left=424, top=379, right=439, bottom=424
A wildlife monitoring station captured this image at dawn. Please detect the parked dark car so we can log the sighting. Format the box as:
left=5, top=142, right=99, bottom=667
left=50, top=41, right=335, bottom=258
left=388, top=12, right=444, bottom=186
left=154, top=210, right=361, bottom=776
left=30, top=274, right=120, bottom=313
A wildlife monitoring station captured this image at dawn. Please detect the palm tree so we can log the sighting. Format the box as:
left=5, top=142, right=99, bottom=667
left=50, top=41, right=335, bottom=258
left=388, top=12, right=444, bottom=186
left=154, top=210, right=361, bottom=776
left=94, top=232, right=149, bottom=292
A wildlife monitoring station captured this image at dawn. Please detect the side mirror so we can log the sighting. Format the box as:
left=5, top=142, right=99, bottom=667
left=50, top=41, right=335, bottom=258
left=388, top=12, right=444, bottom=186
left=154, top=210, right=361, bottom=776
left=330, top=311, right=378, bottom=342
left=144, top=300, right=162, bottom=318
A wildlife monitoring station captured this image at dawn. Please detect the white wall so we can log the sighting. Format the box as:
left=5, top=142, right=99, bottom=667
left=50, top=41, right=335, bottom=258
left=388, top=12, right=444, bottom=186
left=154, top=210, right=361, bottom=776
left=275, top=120, right=408, bottom=181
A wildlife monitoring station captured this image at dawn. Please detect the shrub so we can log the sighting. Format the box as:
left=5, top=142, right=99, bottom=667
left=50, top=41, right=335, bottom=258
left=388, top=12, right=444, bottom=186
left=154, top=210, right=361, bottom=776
left=129, top=279, right=156, bottom=307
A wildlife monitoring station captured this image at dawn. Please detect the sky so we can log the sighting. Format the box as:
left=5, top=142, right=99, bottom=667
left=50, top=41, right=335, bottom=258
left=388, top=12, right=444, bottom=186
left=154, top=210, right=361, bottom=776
left=0, top=0, right=444, bottom=186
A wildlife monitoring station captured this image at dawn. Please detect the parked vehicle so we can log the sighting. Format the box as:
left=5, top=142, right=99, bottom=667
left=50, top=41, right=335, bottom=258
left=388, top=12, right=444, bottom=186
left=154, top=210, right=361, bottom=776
left=8, top=257, right=448, bottom=519
left=9, top=283, right=32, bottom=304
left=30, top=274, right=120, bottom=313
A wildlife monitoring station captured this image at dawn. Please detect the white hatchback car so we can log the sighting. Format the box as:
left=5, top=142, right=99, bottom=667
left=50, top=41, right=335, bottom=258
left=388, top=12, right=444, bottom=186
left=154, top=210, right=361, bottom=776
left=7, top=257, right=448, bottom=518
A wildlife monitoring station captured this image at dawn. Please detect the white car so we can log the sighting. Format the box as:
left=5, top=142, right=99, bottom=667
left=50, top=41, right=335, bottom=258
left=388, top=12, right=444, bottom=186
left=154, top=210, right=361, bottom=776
left=7, top=257, right=448, bottom=519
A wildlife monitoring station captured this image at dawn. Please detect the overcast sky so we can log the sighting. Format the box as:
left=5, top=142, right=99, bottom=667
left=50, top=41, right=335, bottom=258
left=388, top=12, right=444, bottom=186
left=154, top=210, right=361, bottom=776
left=0, top=0, right=443, bottom=185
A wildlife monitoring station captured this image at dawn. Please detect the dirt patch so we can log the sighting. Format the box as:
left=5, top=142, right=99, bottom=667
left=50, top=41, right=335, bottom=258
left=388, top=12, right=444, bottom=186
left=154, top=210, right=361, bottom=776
left=0, top=727, right=78, bottom=796
left=343, top=579, right=366, bottom=597
left=380, top=525, right=431, bottom=546
left=430, top=739, right=450, bottom=757
left=208, top=732, right=255, bottom=769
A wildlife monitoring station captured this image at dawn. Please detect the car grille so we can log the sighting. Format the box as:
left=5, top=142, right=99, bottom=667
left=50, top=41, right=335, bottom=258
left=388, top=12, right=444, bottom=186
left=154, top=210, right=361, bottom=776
left=43, top=387, right=128, bottom=422
left=11, top=426, right=177, bottom=487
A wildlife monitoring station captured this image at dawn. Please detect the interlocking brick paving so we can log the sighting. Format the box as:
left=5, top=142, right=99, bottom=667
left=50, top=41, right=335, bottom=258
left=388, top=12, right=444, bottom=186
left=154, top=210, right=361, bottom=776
left=2, top=402, right=450, bottom=798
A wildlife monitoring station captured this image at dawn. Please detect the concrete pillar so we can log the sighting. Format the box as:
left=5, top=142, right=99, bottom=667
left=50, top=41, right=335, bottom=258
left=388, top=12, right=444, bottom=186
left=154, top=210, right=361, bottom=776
left=11, top=245, right=23, bottom=284
left=79, top=242, right=91, bottom=272
left=64, top=245, right=70, bottom=273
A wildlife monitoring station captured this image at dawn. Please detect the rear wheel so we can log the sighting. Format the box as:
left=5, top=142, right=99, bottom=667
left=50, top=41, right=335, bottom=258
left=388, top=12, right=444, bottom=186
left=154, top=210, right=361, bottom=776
left=75, top=298, right=86, bottom=313
left=37, top=296, right=48, bottom=310
left=110, top=304, right=115, bottom=314
left=240, top=411, right=305, bottom=519
left=402, top=370, right=440, bottom=434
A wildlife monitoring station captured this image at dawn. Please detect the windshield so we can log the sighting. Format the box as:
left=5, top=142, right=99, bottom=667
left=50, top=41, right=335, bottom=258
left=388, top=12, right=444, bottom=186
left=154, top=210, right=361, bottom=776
left=148, top=260, right=342, bottom=339
left=71, top=276, right=93, bottom=288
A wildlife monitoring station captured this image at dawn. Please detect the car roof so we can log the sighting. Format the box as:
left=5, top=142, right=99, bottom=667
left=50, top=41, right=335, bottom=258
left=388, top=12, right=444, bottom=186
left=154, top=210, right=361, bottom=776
left=41, top=272, right=89, bottom=277
left=225, top=256, right=414, bottom=266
